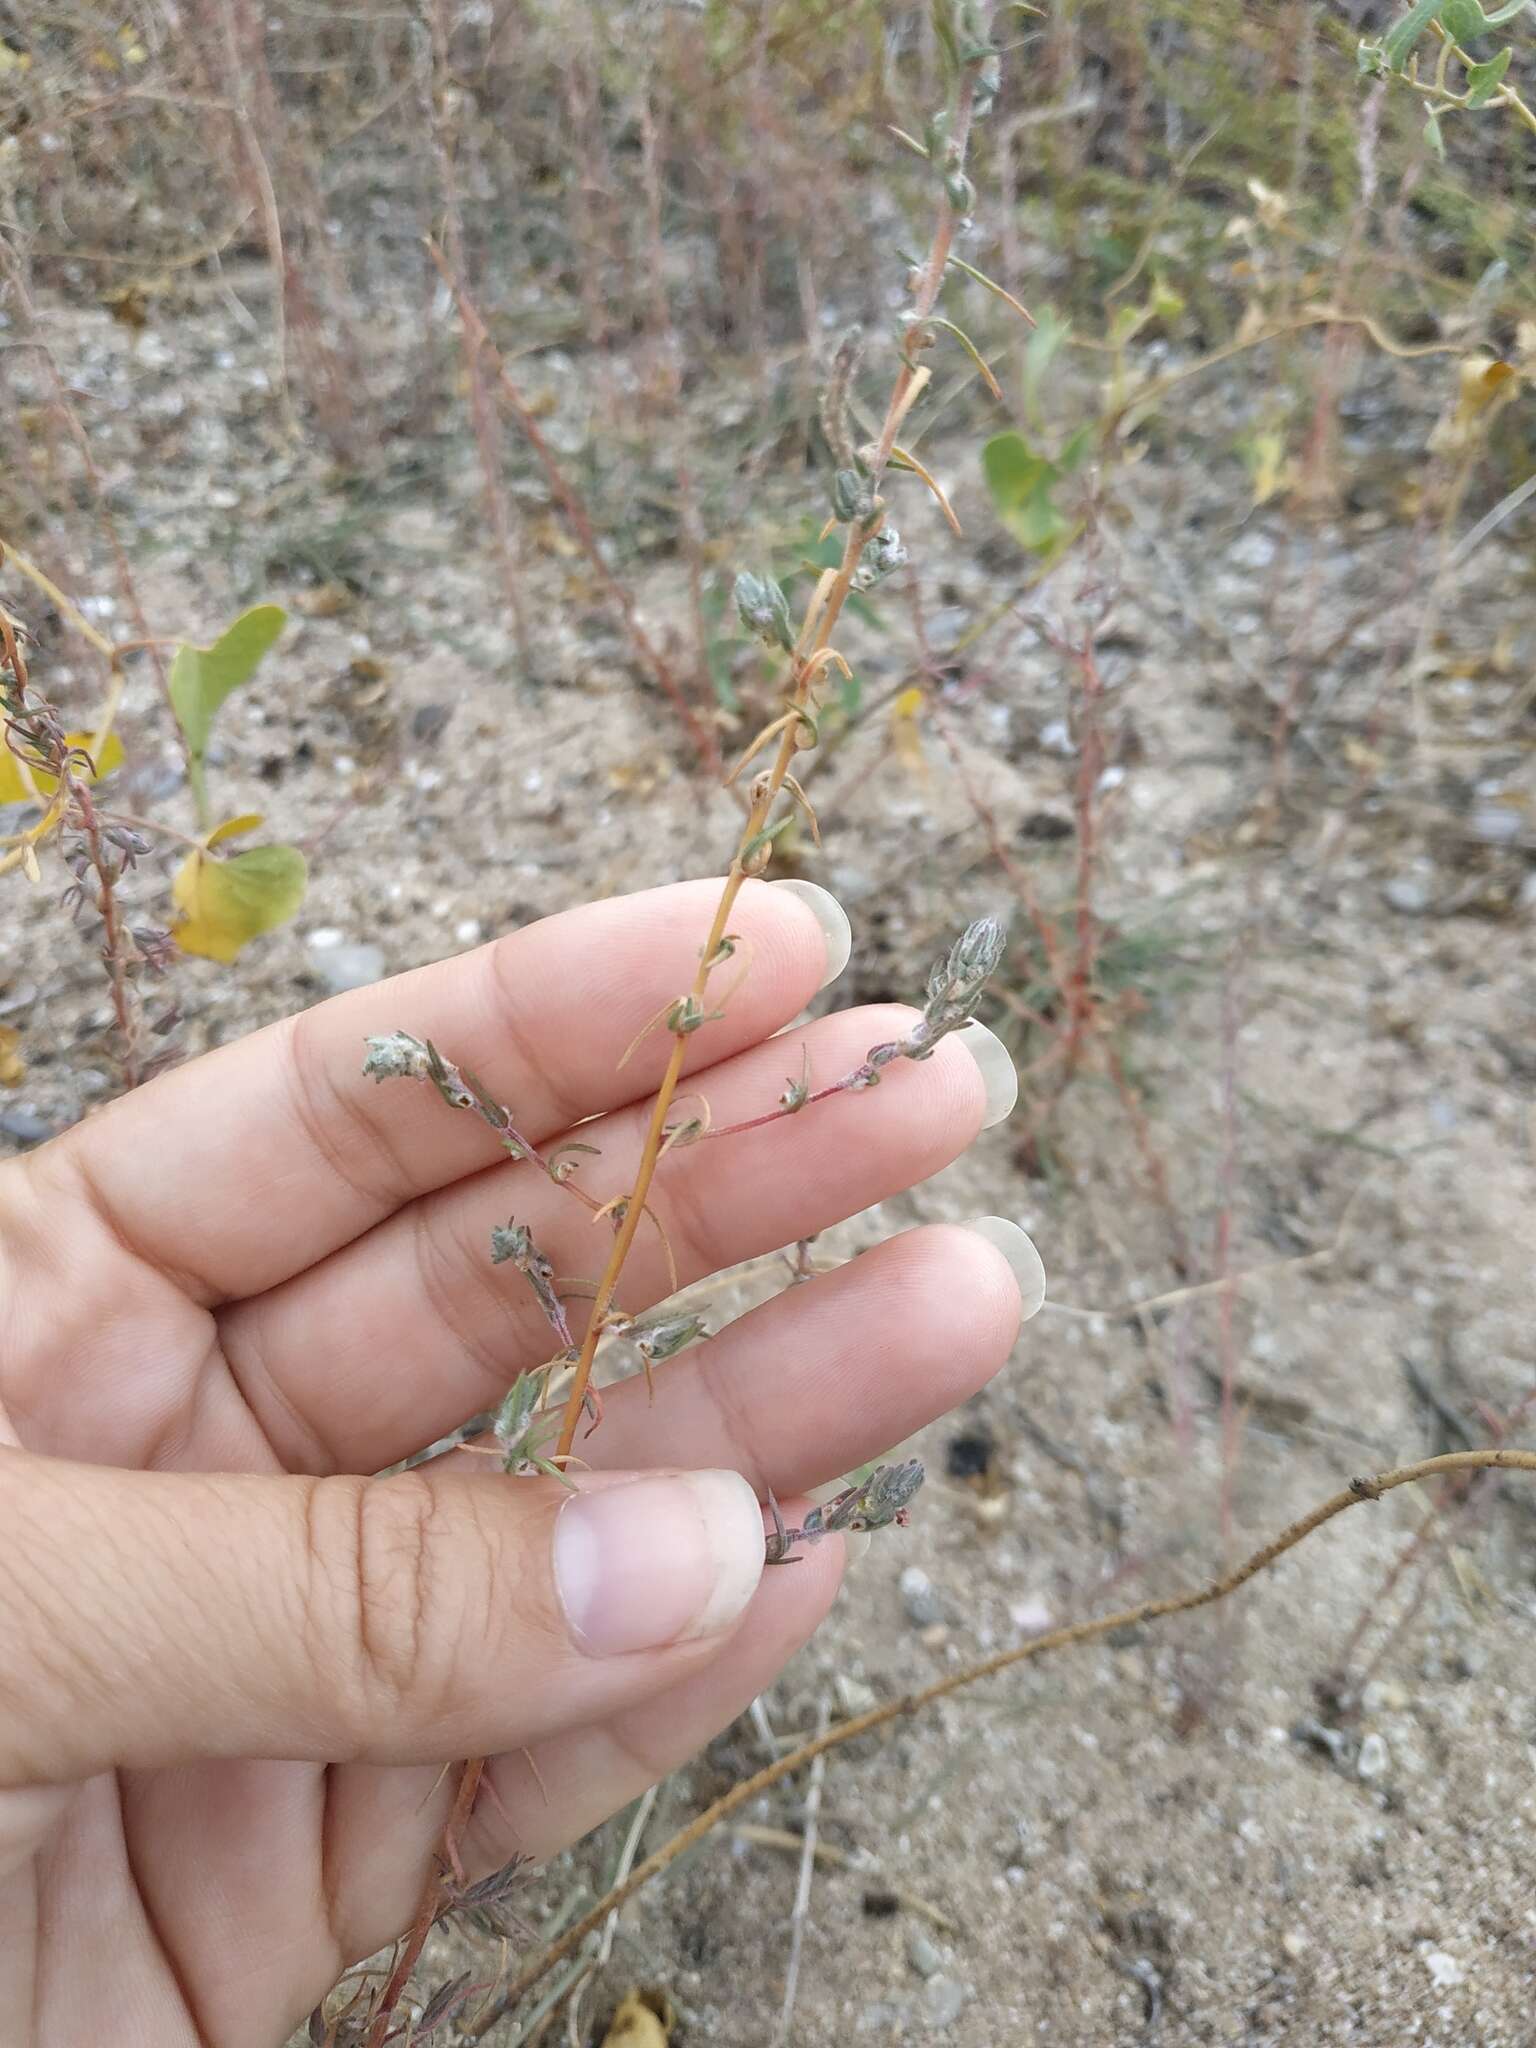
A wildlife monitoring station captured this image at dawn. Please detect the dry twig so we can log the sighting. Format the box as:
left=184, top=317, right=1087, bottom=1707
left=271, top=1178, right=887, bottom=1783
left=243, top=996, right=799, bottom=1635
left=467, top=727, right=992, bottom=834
left=471, top=1449, right=1536, bottom=2030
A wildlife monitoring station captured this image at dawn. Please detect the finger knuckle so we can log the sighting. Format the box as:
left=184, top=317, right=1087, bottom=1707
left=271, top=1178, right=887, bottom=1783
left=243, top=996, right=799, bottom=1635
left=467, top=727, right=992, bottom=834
left=313, top=1474, right=451, bottom=1742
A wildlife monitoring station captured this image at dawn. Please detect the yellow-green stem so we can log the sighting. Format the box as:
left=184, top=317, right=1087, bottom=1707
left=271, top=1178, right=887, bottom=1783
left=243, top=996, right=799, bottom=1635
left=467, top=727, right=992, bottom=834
left=551, top=61, right=983, bottom=1463
left=552, top=529, right=864, bottom=1463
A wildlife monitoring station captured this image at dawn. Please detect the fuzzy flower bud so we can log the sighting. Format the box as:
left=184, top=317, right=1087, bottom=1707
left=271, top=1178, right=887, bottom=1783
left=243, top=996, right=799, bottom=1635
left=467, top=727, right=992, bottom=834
left=734, top=570, right=795, bottom=652
left=489, top=1220, right=536, bottom=1267
left=625, top=1311, right=710, bottom=1364
left=851, top=524, right=909, bottom=591
left=973, top=51, right=1002, bottom=116
left=832, top=467, right=876, bottom=524
left=362, top=1031, right=433, bottom=1082
left=801, top=1459, right=926, bottom=1539
left=927, top=915, right=1007, bottom=1014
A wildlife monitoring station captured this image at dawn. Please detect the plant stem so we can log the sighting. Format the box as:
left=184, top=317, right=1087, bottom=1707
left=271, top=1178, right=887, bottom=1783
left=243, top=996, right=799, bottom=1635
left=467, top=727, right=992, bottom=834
left=72, top=779, right=144, bottom=1088
left=1423, top=22, right=1536, bottom=137
left=361, top=1759, right=485, bottom=2048
left=551, top=58, right=983, bottom=1465
left=470, top=1447, right=1536, bottom=2033
left=375, top=48, right=991, bottom=2041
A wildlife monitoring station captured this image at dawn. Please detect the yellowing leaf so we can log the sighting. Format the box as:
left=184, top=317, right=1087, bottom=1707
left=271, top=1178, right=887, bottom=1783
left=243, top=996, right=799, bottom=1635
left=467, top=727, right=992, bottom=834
left=891, top=685, right=929, bottom=783
left=0, top=731, right=124, bottom=803
left=0, top=1025, right=24, bottom=1088
left=1429, top=354, right=1521, bottom=454
left=1244, top=431, right=1292, bottom=508
left=172, top=843, right=307, bottom=963
left=206, top=812, right=265, bottom=848
left=1478, top=359, right=1518, bottom=398
left=599, top=1988, right=674, bottom=2047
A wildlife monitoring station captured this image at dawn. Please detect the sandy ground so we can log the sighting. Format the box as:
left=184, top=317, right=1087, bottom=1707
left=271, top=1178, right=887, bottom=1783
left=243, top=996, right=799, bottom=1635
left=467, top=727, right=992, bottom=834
left=4, top=283, right=1535, bottom=2047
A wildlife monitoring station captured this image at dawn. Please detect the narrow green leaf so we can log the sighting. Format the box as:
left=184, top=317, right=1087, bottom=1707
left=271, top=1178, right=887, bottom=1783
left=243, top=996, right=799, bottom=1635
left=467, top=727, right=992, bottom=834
left=1057, top=423, right=1098, bottom=476
left=1383, top=0, right=1447, bottom=70
left=1022, top=308, right=1072, bottom=430
left=927, top=316, right=1002, bottom=400
left=705, top=639, right=740, bottom=713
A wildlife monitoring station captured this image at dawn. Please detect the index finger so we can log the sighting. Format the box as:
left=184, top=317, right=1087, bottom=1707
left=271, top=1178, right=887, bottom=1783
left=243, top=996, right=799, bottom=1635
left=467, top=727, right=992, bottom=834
left=35, top=878, right=839, bottom=1303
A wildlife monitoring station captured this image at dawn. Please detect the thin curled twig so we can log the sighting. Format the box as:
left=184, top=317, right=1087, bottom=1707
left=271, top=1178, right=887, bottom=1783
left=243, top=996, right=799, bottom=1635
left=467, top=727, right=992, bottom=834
left=468, top=1448, right=1536, bottom=2033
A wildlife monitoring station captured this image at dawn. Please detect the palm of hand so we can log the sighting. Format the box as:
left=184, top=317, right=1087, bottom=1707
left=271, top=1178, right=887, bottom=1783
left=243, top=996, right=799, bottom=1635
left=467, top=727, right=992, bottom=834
left=0, top=883, right=1018, bottom=2047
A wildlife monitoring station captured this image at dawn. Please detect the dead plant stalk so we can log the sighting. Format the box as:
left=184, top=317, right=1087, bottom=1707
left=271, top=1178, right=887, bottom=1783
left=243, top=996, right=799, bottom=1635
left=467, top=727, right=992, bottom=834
left=426, top=243, right=723, bottom=779
left=473, top=1448, right=1536, bottom=2031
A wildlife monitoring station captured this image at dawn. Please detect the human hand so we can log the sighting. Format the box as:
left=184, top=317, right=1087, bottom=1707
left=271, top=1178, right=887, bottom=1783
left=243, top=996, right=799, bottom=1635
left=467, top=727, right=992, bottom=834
left=0, top=878, right=1040, bottom=2047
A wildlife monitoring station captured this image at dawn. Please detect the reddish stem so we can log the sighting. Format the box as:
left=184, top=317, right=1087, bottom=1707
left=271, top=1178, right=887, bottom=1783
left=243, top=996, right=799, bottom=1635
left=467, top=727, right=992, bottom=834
left=362, top=1759, right=486, bottom=2048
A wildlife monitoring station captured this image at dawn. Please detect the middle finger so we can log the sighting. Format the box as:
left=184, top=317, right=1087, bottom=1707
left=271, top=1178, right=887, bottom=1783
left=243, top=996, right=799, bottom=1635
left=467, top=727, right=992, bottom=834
left=220, top=1005, right=995, bottom=1473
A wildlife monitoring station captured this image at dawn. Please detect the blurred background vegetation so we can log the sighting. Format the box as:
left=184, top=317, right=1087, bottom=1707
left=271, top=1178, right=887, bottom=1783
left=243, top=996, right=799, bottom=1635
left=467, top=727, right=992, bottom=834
left=4, top=0, right=1534, bottom=620
left=5, top=0, right=1535, bottom=1072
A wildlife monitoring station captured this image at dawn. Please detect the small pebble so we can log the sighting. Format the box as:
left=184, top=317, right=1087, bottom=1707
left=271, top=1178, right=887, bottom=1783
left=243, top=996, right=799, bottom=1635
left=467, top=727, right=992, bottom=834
left=1228, top=529, right=1278, bottom=569
left=1291, top=1718, right=1348, bottom=1765
left=1009, top=1596, right=1054, bottom=1635
left=835, top=1674, right=878, bottom=1718
left=313, top=942, right=387, bottom=993
left=1, top=1104, right=58, bottom=1146
left=857, top=2002, right=908, bottom=2034
left=900, top=1566, right=944, bottom=1628
left=1421, top=1949, right=1464, bottom=1989
left=1357, top=1732, right=1390, bottom=1781
left=1360, top=1679, right=1410, bottom=1715
left=1383, top=875, right=1431, bottom=915
left=454, top=918, right=484, bottom=946
left=1468, top=803, right=1521, bottom=844
left=922, top=1977, right=970, bottom=2028
left=907, top=1932, right=944, bottom=1980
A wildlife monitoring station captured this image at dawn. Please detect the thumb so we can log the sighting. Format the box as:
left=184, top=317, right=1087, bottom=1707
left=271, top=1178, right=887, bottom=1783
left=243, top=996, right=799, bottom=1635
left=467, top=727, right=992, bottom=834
left=0, top=1450, right=766, bottom=1786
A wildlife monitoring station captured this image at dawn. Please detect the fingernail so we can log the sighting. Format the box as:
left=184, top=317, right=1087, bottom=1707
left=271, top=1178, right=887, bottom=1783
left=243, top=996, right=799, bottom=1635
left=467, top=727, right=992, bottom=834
left=956, top=1022, right=1018, bottom=1129
left=555, top=1470, right=764, bottom=1656
left=843, top=1531, right=871, bottom=1568
left=771, top=880, right=852, bottom=991
left=964, top=1217, right=1047, bottom=1319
